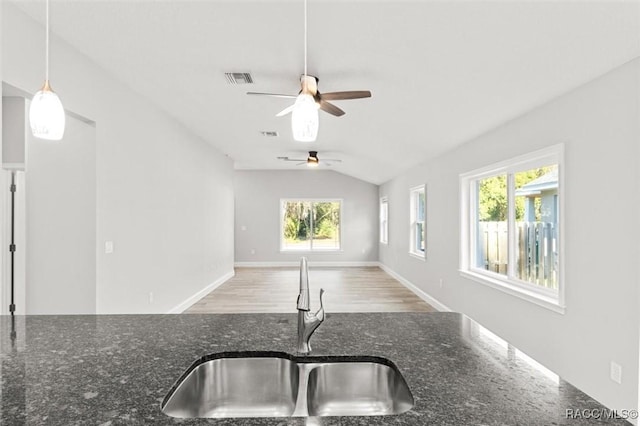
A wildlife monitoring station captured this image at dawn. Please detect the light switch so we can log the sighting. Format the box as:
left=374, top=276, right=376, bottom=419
left=105, top=241, right=114, bottom=254
left=241, top=225, right=247, bottom=231
left=610, top=361, right=622, bottom=384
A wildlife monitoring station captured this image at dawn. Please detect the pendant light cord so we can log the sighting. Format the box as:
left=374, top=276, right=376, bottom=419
left=45, top=0, right=50, bottom=82
left=303, top=0, right=307, bottom=87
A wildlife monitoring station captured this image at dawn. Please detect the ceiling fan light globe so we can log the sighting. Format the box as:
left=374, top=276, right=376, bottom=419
left=291, top=94, right=319, bottom=142
left=29, top=84, right=66, bottom=140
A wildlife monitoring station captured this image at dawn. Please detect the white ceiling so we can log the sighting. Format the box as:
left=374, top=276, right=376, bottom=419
left=10, top=0, right=640, bottom=184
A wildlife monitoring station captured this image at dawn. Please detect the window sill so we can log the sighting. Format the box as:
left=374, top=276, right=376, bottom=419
left=459, top=269, right=565, bottom=315
left=409, top=251, right=426, bottom=261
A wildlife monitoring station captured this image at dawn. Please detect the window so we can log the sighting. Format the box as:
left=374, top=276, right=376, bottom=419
left=460, top=145, right=564, bottom=312
left=380, top=197, right=388, bottom=244
left=409, top=185, right=425, bottom=258
left=281, top=200, right=341, bottom=251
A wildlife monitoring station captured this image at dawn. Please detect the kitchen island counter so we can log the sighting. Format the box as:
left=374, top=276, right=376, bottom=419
left=0, top=312, right=628, bottom=425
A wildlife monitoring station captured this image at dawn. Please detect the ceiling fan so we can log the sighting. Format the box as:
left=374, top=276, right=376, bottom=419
left=247, top=0, right=371, bottom=142
left=247, top=75, right=371, bottom=119
left=277, top=151, right=342, bottom=168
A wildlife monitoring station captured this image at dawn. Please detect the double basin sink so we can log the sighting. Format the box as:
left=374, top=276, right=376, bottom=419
left=161, top=351, right=414, bottom=418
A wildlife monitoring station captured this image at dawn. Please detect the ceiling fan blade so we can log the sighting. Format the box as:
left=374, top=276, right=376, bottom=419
left=276, top=104, right=295, bottom=117
left=277, top=156, right=307, bottom=162
left=321, top=91, right=372, bottom=101
left=296, top=162, right=307, bottom=166
left=319, top=100, right=346, bottom=117
left=247, top=92, right=297, bottom=99
left=321, top=159, right=342, bottom=163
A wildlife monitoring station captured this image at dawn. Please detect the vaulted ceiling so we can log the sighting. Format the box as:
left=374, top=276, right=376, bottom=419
left=11, top=0, right=640, bottom=184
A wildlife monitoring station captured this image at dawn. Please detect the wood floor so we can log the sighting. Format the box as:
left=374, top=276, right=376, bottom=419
left=185, top=267, right=435, bottom=313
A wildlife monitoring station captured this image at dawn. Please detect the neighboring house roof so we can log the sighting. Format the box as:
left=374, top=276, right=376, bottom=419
left=515, top=169, right=558, bottom=196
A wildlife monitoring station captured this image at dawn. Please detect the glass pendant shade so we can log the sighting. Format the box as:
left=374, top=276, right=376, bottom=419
left=291, top=94, right=319, bottom=142
left=30, top=82, right=65, bottom=141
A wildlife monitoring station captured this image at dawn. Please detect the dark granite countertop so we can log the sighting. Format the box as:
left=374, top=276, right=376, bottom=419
left=0, top=312, right=629, bottom=425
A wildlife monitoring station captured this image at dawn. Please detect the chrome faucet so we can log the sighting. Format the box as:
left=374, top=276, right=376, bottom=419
left=296, top=257, right=325, bottom=354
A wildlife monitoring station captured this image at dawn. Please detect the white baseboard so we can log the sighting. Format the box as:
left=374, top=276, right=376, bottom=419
left=378, top=263, right=452, bottom=312
left=167, top=270, right=235, bottom=314
left=234, top=261, right=380, bottom=268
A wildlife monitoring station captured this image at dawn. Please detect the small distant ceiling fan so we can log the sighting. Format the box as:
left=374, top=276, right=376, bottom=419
left=247, top=0, right=371, bottom=142
left=277, top=151, right=342, bottom=168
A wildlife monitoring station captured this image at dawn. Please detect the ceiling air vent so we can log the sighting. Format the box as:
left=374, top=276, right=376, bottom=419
left=225, top=72, right=254, bottom=84
left=261, top=131, right=279, bottom=137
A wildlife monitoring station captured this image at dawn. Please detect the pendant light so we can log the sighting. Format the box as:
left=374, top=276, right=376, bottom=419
left=30, top=0, right=65, bottom=141
left=291, top=0, right=319, bottom=142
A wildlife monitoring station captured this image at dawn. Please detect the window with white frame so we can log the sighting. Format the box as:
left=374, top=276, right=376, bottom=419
left=280, top=200, right=341, bottom=251
left=409, top=185, right=425, bottom=257
left=380, top=197, right=388, bottom=244
left=460, top=145, right=563, bottom=311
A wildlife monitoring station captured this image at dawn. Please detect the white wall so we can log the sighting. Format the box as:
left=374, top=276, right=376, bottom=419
left=2, top=3, right=234, bottom=314
left=1, top=97, right=25, bottom=166
left=0, top=0, right=4, bottom=314
left=379, top=59, right=640, bottom=414
left=234, top=170, right=378, bottom=264
left=25, top=111, right=96, bottom=314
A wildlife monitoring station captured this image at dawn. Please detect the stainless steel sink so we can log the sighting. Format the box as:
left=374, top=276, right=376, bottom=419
left=161, top=352, right=414, bottom=419
left=161, top=354, right=299, bottom=418
left=306, top=361, right=414, bottom=417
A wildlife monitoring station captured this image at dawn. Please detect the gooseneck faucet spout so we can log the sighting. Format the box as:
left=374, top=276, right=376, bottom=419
left=296, top=257, right=325, bottom=354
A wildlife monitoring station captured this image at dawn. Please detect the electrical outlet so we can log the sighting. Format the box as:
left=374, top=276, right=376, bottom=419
left=105, top=241, right=114, bottom=254
left=149, top=292, right=154, bottom=304
left=439, top=278, right=444, bottom=288
left=241, top=225, right=247, bottom=231
left=610, top=361, right=622, bottom=384
left=250, top=248, right=256, bottom=255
